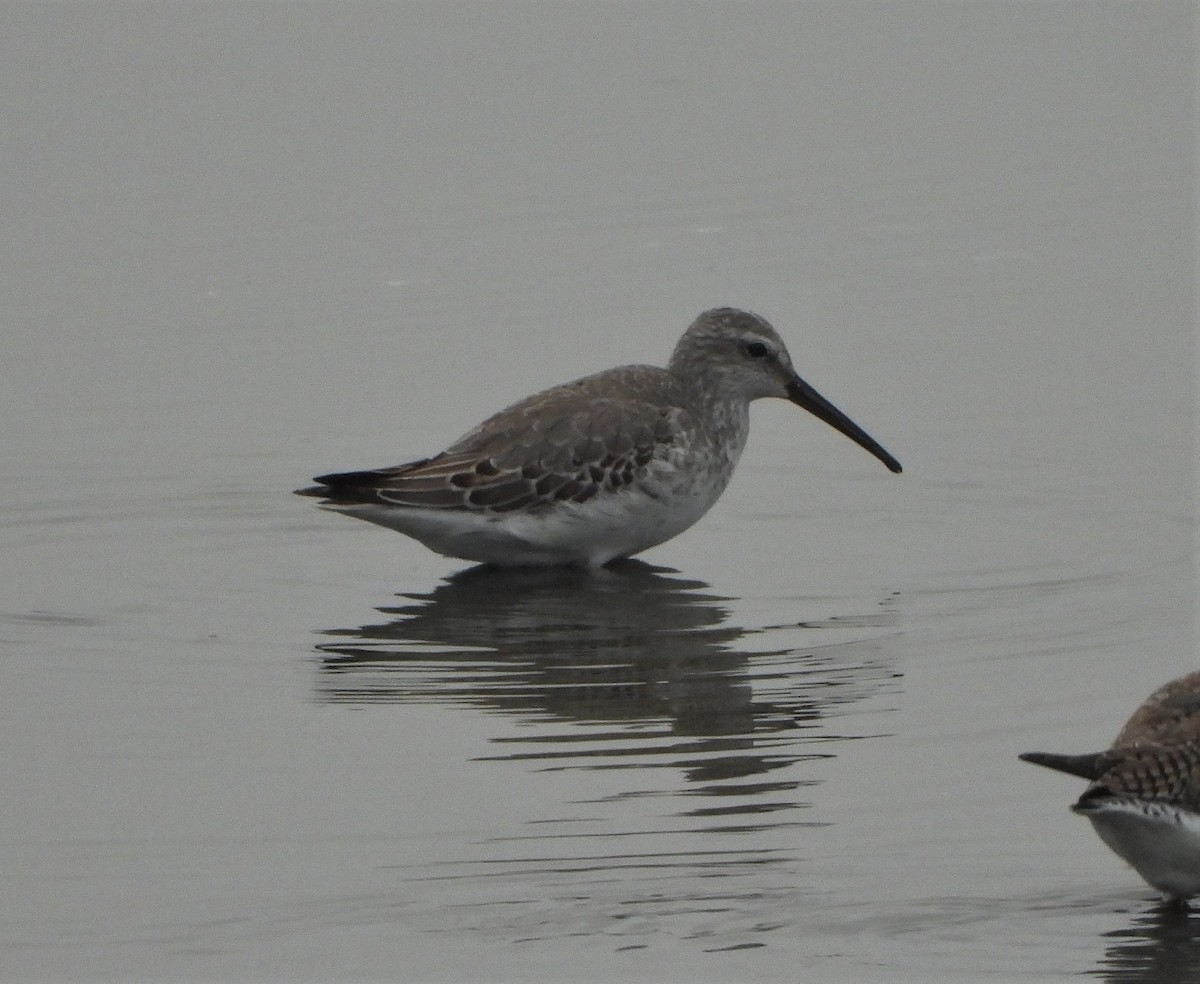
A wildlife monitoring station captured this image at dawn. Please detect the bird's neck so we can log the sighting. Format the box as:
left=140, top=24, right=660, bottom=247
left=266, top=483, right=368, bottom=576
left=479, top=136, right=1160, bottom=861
left=677, top=374, right=751, bottom=465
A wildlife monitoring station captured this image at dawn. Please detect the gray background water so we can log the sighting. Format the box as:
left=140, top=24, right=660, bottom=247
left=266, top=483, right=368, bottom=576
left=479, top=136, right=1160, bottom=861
left=2, top=2, right=1195, bottom=981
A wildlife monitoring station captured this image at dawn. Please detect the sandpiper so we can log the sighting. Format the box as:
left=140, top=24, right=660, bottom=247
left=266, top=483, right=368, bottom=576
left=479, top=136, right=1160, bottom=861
left=1020, top=670, right=1200, bottom=902
left=297, top=307, right=902, bottom=567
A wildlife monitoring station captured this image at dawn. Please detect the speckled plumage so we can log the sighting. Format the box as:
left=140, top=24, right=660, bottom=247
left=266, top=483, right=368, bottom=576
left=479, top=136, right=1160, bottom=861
left=1020, top=671, right=1200, bottom=901
left=297, top=308, right=902, bottom=567
left=1112, top=671, right=1200, bottom=747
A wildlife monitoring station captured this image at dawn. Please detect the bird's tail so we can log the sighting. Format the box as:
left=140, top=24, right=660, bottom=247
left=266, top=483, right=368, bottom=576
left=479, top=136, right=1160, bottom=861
left=1018, top=750, right=1110, bottom=781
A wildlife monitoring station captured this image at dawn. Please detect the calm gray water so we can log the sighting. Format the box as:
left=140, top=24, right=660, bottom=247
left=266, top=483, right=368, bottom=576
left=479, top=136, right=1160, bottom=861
left=2, top=2, right=1195, bottom=981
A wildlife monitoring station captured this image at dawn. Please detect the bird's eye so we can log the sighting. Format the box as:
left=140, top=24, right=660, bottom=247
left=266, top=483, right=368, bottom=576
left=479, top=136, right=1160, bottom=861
left=743, top=341, right=769, bottom=359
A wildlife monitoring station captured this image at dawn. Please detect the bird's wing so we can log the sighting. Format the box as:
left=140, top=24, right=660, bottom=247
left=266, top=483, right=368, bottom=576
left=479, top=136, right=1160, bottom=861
left=300, top=387, right=689, bottom=513
left=1075, top=741, right=1200, bottom=813
left=1114, top=676, right=1200, bottom=746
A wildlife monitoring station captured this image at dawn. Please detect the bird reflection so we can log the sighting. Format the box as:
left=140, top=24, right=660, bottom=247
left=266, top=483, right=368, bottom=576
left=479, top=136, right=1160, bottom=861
left=1094, top=902, right=1200, bottom=984
left=314, top=561, right=898, bottom=786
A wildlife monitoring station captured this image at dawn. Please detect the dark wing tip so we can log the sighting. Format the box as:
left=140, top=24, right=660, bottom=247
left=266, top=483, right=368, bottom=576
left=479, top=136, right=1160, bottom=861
left=294, top=468, right=401, bottom=504
left=1018, top=750, right=1108, bottom=781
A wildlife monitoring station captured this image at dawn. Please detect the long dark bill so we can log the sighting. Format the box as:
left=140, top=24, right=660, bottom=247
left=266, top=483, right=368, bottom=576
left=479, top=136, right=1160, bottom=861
left=786, top=376, right=902, bottom=474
